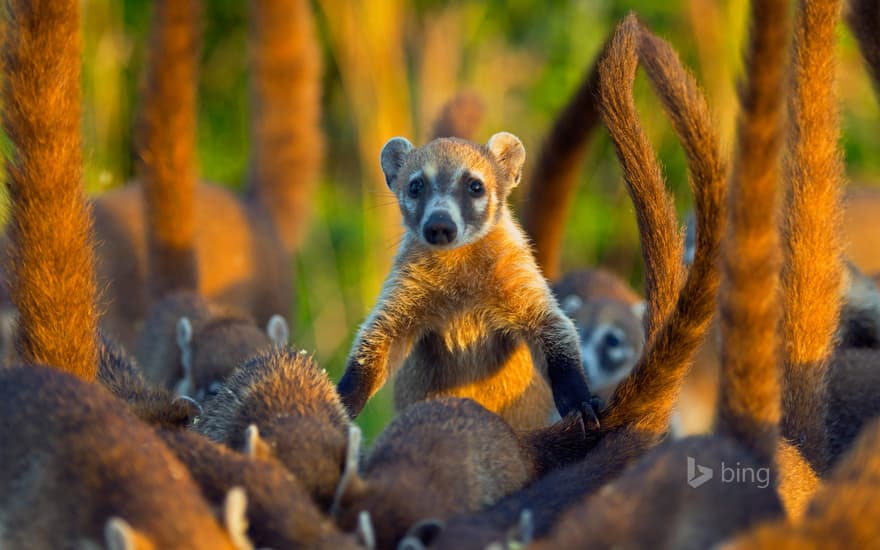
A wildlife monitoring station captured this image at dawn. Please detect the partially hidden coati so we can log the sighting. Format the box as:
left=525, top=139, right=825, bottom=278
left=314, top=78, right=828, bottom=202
left=336, top=132, right=600, bottom=430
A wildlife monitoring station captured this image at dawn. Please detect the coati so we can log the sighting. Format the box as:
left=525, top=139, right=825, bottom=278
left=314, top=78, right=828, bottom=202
left=132, top=0, right=290, bottom=403
left=721, top=416, right=880, bottom=549
left=336, top=132, right=599, bottom=431
left=425, top=14, right=727, bottom=547
left=0, top=0, right=324, bottom=351
left=195, top=347, right=353, bottom=510
left=335, top=397, right=590, bottom=550
left=527, top=2, right=795, bottom=544
left=156, top=428, right=363, bottom=550
left=2, top=0, right=99, bottom=380
left=97, top=333, right=202, bottom=429
left=0, top=364, right=247, bottom=550
left=552, top=268, right=645, bottom=401
left=429, top=91, right=486, bottom=142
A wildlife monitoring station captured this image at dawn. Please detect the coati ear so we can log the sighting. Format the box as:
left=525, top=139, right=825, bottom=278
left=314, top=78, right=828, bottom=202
left=487, top=132, right=526, bottom=189
left=631, top=301, right=646, bottom=320
left=330, top=424, right=364, bottom=518
left=379, top=137, right=414, bottom=189
left=243, top=424, right=272, bottom=461
left=105, top=517, right=152, bottom=550
left=176, top=317, right=194, bottom=380
left=172, top=395, right=203, bottom=423
left=224, top=487, right=253, bottom=550
left=265, top=314, right=289, bottom=346
left=561, top=295, right=583, bottom=316
left=400, top=518, right=445, bottom=549
left=356, top=510, right=376, bottom=550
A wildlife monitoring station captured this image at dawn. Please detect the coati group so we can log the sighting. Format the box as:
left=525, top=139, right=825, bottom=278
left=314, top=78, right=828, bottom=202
left=2, top=0, right=880, bottom=549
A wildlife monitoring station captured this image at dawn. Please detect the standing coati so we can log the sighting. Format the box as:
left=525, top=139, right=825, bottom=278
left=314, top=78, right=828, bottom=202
left=195, top=347, right=354, bottom=510
left=132, top=0, right=289, bottom=402
left=334, top=397, right=590, bottom=550
left=424, top=12, right=727, bottom=547
left=0, top=365, right=248, bottom=550
left=156, top=428, right=364, bottom=550
left=336, top=132, right=599, bottom=431
left=0, top=0, right=324, bottom=350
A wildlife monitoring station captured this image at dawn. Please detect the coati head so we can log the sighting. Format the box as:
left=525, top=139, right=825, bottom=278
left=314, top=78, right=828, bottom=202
left=553, top=269, right=645, bottom=397
left=380, top=133, right=526, bottom=249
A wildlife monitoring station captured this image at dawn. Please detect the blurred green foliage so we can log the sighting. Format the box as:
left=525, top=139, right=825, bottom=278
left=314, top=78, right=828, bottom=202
left=77, top=0, right=879, bottom=440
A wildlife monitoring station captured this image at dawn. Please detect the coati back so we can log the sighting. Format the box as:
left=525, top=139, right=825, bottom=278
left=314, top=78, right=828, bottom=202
left=157, top=428, right=361, bottom=550
left=552, top=269, right=645, bottom=399
left=426, top=15, right=728, bottom=547
left=195, top=347, right=351, bottom=509
left=0, top=365, right=244, bottom=550
left=336, top=133, right=598, bottom=431
left=2, top=0, right=99, bottom=380
left=337, top=397, right=589, bottom=550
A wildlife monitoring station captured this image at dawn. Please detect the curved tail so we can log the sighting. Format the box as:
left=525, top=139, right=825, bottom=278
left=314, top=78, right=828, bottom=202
left=2, top=0, right=98, bottom=380
left=246, top=0, right=324, bottom=254
left=136, top=0, right=202, bottom=301
left=520, top=48, right=605, bottom=281
left=714, top=0, right=791, bottom=462
left=781, top=0, right=845, bottom=472
left=596, top=15, right=726, bottom=437
left=429, top=92, right=485, bottom=141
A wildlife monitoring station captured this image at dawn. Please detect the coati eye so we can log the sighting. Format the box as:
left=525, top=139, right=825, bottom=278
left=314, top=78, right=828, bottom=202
left=408, top=178, right=424, bottom=197
left=603, top=331, right=622, bottom=349
left=468, top=178, right=484, bottom=197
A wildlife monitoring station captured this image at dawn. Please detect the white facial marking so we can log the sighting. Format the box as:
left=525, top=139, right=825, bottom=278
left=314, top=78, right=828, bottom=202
left=423, top=162, right=438, bottom=182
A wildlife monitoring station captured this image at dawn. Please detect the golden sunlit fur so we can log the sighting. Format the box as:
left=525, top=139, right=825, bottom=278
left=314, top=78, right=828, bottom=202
left=2, top=0, right=99, bottom=380
left=138, top=0, right=201, bottom=299
left=779, top=0, right=846, bottom=476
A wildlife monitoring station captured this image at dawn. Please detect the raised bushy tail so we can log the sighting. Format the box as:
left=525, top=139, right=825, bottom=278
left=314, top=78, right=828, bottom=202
left=781, top=0, right=845, bottom=473
left=429, top=91, right=485, bottom=141
left=596, top=15, right=726, bottom=437
left=136, top=0, right=201, bottom=301
left=2, top=0, right=98, bottom=380
left=520, top=48, right=604, bottom=280
left=246, top=0, right=324, bottom=254
left=714, top=0, right=791, bottom=463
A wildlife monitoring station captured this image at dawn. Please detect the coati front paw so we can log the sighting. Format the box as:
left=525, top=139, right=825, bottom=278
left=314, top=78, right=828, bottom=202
left=337, top=368, right=369, bottom=419
left=551, top=369, right=601, bottom=430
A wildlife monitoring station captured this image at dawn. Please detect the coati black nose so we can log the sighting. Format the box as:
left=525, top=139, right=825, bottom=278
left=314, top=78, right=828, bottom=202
left=423, top=211, right=457, bottom=245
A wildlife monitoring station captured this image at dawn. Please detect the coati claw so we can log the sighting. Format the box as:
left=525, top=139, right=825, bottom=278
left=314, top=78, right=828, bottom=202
left=580, top=401, right=601, bottom=430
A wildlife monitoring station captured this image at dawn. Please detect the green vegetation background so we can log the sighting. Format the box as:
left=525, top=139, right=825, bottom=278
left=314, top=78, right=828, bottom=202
left=75, top=0, right=878, bottom=441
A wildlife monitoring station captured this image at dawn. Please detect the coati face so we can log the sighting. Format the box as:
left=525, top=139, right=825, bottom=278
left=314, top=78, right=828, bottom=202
left=560, top=294, right=645, bottom=393
left=380, top=133, right=526, bottom=249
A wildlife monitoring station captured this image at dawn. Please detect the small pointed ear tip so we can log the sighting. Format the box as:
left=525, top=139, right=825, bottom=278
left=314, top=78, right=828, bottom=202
left=173, top=395, right=203, bottom=419
left=104, top=517, right=134, bottom=550
left=176, top=316, right=193, bottom=342
left=266, top=314, right=289, bottom=345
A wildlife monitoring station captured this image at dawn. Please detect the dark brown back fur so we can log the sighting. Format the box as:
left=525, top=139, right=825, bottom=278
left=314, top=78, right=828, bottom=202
left=429, top=91, right=485, bottom=141
left=195, top=347, right=350, bottom=508
left=2, top=0, right=99, bottom=380
left=0, top=365, right=236, bottom=549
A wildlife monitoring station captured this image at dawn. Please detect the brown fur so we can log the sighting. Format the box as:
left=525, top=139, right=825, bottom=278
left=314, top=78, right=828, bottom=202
left=338, top=397, right=589, bottom=550
left=338, top=135, right=595, bottom=431
left=552, top=268, right=642, bottom=306
left=97, top=334, right=200, bottom=429
left=429, top=92, right=486, bottom=141
left=427, top=18, right=729, bottom=547
left=195, top=347, right=351, bottom=509
left=519, top=48, right=604, bottom=280
left=138, top=0, right=201, bottom=300
left=157, top=428, right=360, bottom=550
left=245, top=0, right=324, bottom=254
left=2, top=0, right=99, bottom=380
left=722, top=417, right=880, bottom=549
left=0, top=365, right=239, bottom=549
left=780, top=0, right=846, bottom=474
left=597, top=14, right=725, bottom=437
left=715, top=0, right=790, bottom=461
left=848, top=0, right=880, bottom=94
